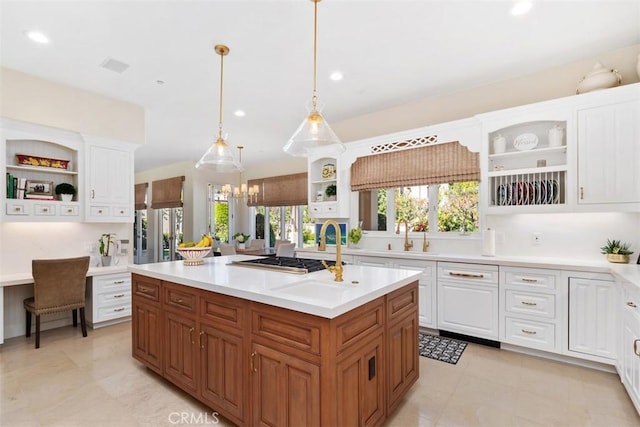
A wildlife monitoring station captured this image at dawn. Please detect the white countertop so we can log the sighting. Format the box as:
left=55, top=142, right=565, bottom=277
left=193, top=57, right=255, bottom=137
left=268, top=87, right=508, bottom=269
left=128, top=255, right=422, bottom=319
left=0, top=265, right=130, bottom=287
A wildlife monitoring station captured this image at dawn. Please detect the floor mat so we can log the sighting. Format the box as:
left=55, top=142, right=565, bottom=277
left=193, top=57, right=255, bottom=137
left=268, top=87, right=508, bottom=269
left=418, top=333, right=467, bottom=365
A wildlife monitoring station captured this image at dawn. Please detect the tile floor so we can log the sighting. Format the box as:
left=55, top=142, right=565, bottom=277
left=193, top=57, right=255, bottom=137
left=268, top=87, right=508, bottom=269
left=1, top=322, right=638, bottom=427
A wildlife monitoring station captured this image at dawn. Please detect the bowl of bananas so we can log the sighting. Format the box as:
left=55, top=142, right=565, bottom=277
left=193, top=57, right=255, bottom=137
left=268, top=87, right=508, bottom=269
left=176, top=235, right=213, bottom=266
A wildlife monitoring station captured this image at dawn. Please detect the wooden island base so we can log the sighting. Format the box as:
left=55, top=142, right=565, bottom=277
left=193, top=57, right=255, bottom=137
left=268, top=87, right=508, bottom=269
left=132, top=273, right=419, bottom=426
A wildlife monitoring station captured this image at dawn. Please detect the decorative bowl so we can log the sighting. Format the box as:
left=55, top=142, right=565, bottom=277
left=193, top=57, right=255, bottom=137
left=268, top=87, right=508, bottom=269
left=606, top=254, right=629, bottom=264
left=176, top=247, right=211, bottom=265
left=16, top=154, right=70, bottom=170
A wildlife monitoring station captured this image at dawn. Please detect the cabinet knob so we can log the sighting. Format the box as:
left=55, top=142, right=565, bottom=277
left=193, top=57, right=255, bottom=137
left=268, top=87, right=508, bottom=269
left=92, top=189, right=95, bottom=199
left=634, top=339, right=640, bottom=357
left=580, top=187, right=584, bottom=200
left=627, top=301, right=637, bottom=308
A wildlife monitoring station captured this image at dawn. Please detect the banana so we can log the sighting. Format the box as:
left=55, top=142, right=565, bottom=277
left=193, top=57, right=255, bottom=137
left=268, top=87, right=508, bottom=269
left=195, top=238, right=206, bottom=247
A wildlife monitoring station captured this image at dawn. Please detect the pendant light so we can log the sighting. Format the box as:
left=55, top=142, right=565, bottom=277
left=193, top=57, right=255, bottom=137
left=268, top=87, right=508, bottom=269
left=283, top=0, right=345, bottom=157
left=196, top=44, right=241, bottom=172
left=220, top=146, right=260, bottom=203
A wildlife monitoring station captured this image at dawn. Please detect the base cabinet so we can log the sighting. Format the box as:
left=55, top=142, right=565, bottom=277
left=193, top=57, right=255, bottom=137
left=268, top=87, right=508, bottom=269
left=131, top=275, right=419, bottom=426
left=622, top=282, right=640, bottom=414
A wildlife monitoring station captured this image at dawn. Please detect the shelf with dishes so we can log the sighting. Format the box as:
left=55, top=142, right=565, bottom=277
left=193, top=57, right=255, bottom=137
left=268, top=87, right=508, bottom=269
left=489, top=170, right=565, bottom=207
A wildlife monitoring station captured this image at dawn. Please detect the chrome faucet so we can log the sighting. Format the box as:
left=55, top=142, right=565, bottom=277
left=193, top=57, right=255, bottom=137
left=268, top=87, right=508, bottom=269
left=318, top=219, right=344, bottom=282
left=396, top=220, right=413, bottom=252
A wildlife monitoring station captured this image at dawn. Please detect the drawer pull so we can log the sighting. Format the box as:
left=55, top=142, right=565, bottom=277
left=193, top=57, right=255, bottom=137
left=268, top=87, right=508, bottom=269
left=199, top=331, right=205, bottom=349
left=138, top=286, right=148, bottom=292
left=521, top=329, right=537, bottom=335
left=42, top=208, right=48, bottom=213
left=251, top=352, right=258, bottom=372
left=521, top=301, right=537, bottom=306
left=627, top=302, right=637, bottom=308
left=113, top=294, right=126, bottom=298
left=174, top=298, right=184, bottom=304
left=521, top=278, right=538, bottom=283
left=634, top=339, right=640, bottom=357
left=113, top=280, right=125, bottom=284
left=190, top=327, right=195, bottom=345
left=113, top=307, right=125, bottom=312
left=66, top=209, right=73, bottom=213
left=449, top=272, right=484, bottom=279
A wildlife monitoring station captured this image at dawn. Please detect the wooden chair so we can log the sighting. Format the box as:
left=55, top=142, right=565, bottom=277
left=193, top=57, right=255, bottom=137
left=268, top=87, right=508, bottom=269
left=276, top=242, right=296, bottom=258
left=219, top=244, right=237, bottom=255
left=24, top=256, right=90, bottom=349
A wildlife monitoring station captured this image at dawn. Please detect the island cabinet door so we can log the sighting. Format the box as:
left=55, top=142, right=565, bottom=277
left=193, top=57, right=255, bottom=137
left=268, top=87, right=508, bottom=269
left=335, top=333, right=385, bottom=427
left=387, top=312, right=419, bottom=413
left=164, top=311, right=198, bottom=394
left=131, top=299, right=162, bottom=373
left=199, top=322, right=245, bottom=422
left=251, top=342, right=320, bottom=427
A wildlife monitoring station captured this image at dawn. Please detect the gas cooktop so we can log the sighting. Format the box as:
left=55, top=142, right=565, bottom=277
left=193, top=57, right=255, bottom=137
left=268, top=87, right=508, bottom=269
left=231, top=257, right=339, bottom=274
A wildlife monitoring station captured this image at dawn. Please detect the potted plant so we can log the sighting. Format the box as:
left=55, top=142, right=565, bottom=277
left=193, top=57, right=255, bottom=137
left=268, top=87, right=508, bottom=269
left=99, top=233, right=117, bottom=266
left=233, top=232, right=251, bottom=250
left=325, top=184, right=337, bottom=201
left=55, top=182, right=76, bottom=202
left=348, top=227, right=362, bottom=248
left=600, top=239, right=634, bottom=263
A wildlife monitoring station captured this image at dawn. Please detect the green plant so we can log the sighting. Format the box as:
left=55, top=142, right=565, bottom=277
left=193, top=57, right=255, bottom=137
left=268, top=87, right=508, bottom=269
left=233, top=232, right=250, bottom=243
left=99, top=233, right=116, bottom=256
left=325, top=184, right=337, bottom=198
left=348, top=228, right=362, bottom=244
left=600, top=239, right=634, bottom=255
left=54, top=182, right=76, bottom=195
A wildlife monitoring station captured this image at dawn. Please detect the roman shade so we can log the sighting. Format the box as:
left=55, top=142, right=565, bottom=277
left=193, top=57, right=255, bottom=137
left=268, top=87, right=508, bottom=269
left=247, top=173, right=308, bottom=207
left=151, top=176, right=184, bottom=209
left=350, top=141, right=479, bottom=191
left=134, top=182, right=148, bottom=210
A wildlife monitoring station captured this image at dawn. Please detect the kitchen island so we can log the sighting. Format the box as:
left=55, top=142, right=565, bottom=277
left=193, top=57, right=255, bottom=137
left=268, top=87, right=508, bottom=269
left=129, top=255, right=421, bottom=427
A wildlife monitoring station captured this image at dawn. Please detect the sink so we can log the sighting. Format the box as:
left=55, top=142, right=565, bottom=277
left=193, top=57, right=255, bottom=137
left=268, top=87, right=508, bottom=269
left=271, top=279, right=349, bottom=304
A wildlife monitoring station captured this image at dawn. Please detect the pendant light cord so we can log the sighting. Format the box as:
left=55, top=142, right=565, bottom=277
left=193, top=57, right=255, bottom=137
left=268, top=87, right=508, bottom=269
left=311, top=0, right=318, bottom=111
left=218, top=49, right=225, bottom=140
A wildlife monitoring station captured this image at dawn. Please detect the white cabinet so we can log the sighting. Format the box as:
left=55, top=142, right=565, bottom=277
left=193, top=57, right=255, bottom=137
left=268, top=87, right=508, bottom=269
left=1, top=119, right=83, bottom=222
left=500, top=266, right=562, bottom=353
left=621, top=280, right=640, bottom=414
left=568, top=277, right=617, bottom=361
left=307, top=150, right=349, bottom=219
left=85, top=139, right=134, bottom=223
left=352, top=255, right=393, bottom=268
left=576, top=87, right=640, bottom=207
left=479, top=104, right=572, bottom=214
left=437, top=262, right=499, bottom=340
left=85, top=272, right=132, bottom=328
left=392, top=259, right=436, bottom=329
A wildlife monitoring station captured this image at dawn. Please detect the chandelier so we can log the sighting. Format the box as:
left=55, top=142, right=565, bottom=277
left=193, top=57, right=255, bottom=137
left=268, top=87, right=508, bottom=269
left=195, top=44, right=241, bottom=172
left=283, top=0, right=345, bottom=157
left=220, top=146, right=259, bottom=203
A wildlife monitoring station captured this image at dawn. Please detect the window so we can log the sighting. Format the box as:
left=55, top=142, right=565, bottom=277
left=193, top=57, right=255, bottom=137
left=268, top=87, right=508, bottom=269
left=360, top=181, right=479, bottom=234
left=252, top=205, right=316, bottom=248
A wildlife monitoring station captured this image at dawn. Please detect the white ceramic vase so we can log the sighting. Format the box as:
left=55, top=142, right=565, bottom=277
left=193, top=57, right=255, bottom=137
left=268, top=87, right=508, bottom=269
left=548, top=125, right=564, bottom=147
left=60, top=193, right=73, bottom=202
left=492, top=134, right=506, bottom=154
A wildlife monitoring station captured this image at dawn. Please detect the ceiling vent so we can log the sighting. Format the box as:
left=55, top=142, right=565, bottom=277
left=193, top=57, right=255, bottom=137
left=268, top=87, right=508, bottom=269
left=100, top=57, right=130, bottom=74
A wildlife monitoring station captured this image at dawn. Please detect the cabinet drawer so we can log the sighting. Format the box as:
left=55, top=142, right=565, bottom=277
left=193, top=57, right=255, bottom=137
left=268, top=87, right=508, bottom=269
left=386, top=282, right=418, bottom=324
left=438, top=262, right=499, bottom=285
left=34, top=203, right=56, bottom=216
left=309, top=201, right=338, bottom=215
left=393, top=259, right=435, bottom=279
left=94, top=274, right=131, bottom=292
left=97, top=289, right=131, bottom=306
left=200, top=292, right=246, bottom=331
left=503, top=267, right=558, bottom=291
left=164, top=283, right=197, bottom=314
left=96, top=303, right=131, bottom=322
left=505, top=290, right=556, bottom=319
left=112, top=206, right=130, bottom=217
left=60, top=204, right=79, bottom=216
left=252, top=306, right=322, bottom=356
left=90, top=206, right=110, bottom=217
left=504, top=317, right=556, bottom=352
left=132, top=275, right=160, bottom=303
left=6, top=201, right=29, bottom=215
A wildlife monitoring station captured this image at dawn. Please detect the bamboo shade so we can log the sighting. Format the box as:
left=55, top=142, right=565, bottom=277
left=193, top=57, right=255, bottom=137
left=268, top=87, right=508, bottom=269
left=350, top=141, right=479, bottom=191
left=247, top=173, right=308, bottom=207
left=151, top=176, right=184, bottom=209
left=134, top=182, right=148, bottom=210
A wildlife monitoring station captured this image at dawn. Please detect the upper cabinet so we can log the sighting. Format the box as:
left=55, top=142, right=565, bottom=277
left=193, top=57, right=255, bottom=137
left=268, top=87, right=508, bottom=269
left=576, top=84, right=640, bottom=209
left=85, top=137, right=135, bottom=223
left=308, top=148, right=349, bottom=219
left=479, top=105, right=573, bottom=214
left=1, top=119, right=83, bottom=222
left=0, top=119, right=136, bottom=223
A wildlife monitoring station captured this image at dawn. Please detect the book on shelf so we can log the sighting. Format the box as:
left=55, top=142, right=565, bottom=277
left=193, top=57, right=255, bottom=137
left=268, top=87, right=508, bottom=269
left=25, top=194, right=55, bottom=200
left=17, top=178, right=26, bottom=199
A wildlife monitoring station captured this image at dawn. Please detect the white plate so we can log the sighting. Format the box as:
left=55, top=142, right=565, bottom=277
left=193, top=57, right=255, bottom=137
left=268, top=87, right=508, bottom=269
left=513, top=133, right=539, bottom=151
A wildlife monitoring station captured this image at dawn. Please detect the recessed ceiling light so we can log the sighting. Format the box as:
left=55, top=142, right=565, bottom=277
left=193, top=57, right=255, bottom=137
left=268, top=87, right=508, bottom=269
left=25, top=31, right=49, bottom=44
left=330, top=71, right=343, bottom=81
left=234, top=110, right=245, bottom=117
left=511, top=1, right=533, bottom=16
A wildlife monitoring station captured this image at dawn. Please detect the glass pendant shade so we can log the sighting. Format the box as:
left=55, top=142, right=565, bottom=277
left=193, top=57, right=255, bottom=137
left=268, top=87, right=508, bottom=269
left=284, top=108, right=344, bottom=157
left=195, top=136, right=241, bottom=172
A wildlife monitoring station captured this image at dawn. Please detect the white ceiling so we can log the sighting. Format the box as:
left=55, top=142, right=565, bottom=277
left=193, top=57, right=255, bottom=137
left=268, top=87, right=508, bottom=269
left=1, top=0, right=639, bottom=172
